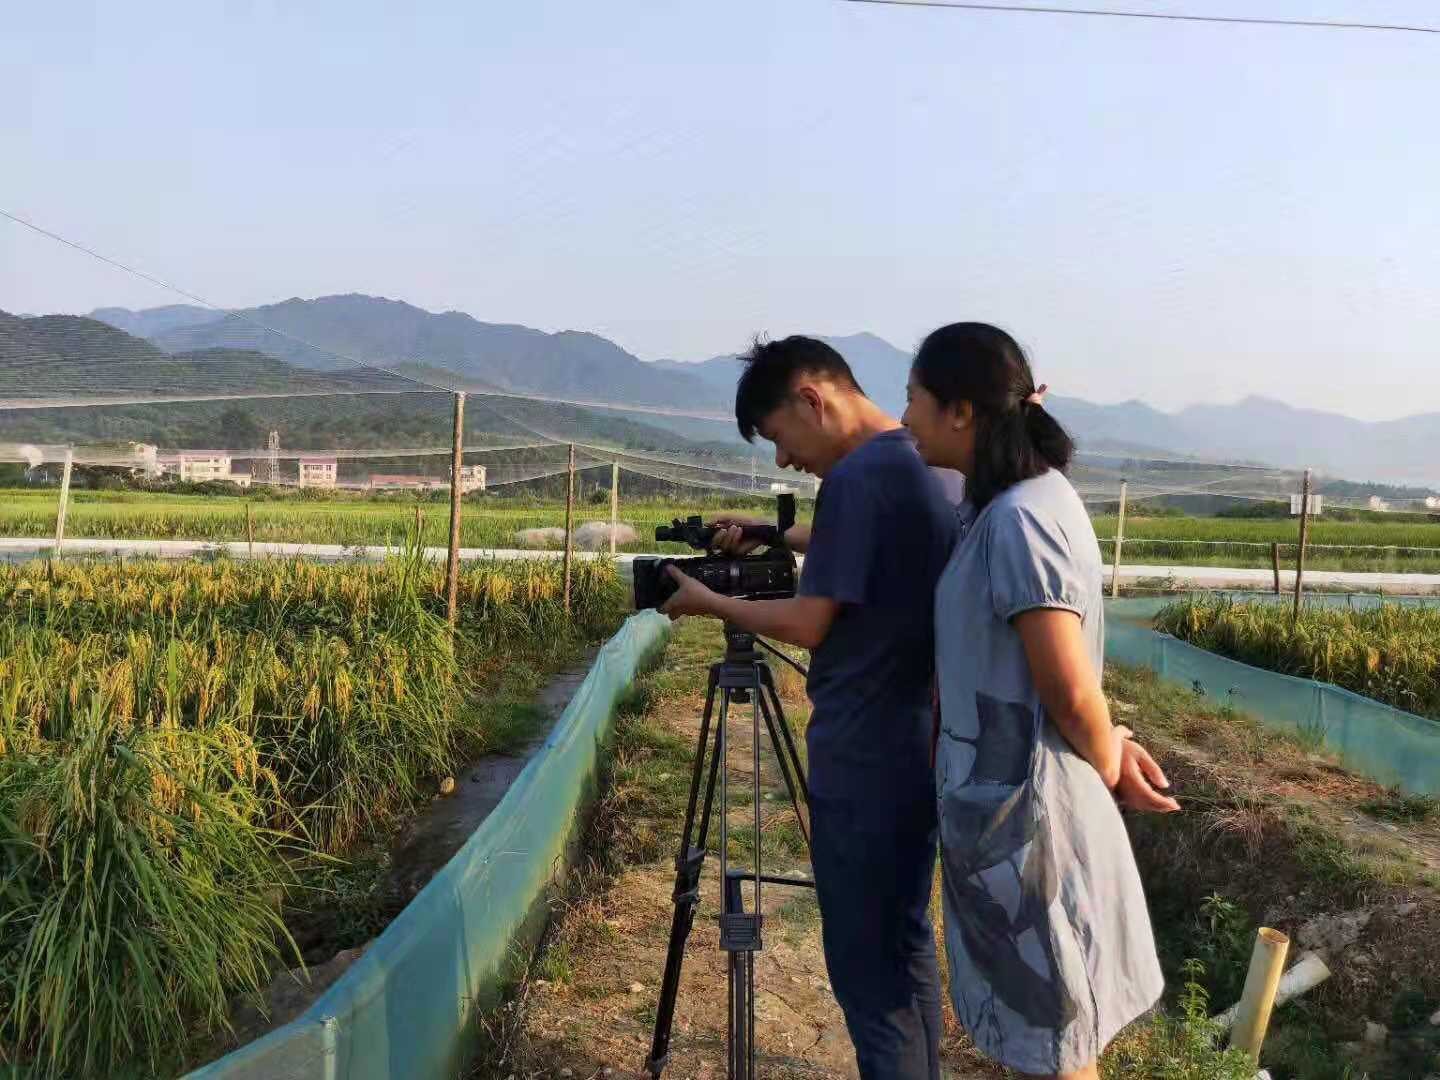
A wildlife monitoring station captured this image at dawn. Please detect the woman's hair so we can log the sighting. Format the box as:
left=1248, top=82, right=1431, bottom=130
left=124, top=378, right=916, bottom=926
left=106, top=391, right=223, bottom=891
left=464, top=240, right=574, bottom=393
left=911, top=322, right=1074, bottom=509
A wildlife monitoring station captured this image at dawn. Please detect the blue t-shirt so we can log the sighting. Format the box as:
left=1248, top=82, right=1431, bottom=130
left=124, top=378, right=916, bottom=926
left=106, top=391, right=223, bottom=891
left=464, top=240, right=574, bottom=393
left=798, top=428, right=964, bottom=799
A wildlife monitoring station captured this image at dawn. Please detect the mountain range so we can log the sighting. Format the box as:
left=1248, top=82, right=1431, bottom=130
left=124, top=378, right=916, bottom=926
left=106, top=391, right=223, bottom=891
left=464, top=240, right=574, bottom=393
left=27, top=293, right=1432, bottom=488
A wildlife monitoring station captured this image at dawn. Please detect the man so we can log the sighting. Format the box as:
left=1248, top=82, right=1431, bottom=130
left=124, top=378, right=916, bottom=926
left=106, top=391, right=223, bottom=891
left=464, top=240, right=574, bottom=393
left=660, top=336, right=1177, bottom=1079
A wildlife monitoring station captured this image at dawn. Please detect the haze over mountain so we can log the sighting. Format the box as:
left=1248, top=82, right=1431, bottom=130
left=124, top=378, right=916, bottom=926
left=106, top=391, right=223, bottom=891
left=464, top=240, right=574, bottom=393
left=85, top=295, right=1440, bottom=487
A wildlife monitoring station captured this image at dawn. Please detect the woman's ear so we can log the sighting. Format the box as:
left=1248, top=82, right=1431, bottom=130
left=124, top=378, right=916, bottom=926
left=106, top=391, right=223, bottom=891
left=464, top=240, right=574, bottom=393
left=949, top=399, right=974, bottom=432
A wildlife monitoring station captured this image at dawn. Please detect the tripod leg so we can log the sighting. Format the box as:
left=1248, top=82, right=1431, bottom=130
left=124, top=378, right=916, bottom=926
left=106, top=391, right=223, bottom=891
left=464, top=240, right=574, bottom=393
left=724, top=873, right=755, bottom=1080
left=646, top=671, right=725, bottom=1078
left=757, top=670, right=811, bottom=851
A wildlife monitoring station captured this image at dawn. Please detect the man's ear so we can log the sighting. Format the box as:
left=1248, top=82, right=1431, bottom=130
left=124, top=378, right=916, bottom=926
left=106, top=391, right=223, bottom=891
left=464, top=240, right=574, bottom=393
left=794, top=384, right=825, bottom=425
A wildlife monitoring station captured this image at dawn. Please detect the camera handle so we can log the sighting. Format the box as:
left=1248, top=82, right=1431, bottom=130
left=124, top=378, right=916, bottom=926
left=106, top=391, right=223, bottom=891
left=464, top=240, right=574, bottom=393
left=645, top=626, right=812, bottom=1079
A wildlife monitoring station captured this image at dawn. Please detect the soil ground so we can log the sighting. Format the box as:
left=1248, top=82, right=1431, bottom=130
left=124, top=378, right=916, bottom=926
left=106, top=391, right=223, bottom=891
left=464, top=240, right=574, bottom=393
left=474, top=621, right=1440, bottom=1079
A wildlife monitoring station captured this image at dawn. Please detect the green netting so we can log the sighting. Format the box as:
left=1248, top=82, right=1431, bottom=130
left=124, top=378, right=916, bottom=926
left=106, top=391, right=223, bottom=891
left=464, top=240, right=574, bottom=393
left=1106, top=598, right=1440, bottom=796
left=185, top=610, right=671, bottom=1080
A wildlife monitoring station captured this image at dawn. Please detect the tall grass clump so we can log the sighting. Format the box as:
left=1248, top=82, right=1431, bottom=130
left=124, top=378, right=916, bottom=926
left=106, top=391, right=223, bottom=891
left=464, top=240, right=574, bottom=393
left=0, top=548, right=623, bottom=1075
left=0, top=701, right=294, bottom=1079
left=1155, top=596, right=1440, bottom=720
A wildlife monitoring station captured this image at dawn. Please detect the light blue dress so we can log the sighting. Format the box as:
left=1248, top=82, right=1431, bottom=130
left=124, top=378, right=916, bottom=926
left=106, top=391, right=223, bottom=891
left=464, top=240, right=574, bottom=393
left=934, top=469, right=1163, bottom=1074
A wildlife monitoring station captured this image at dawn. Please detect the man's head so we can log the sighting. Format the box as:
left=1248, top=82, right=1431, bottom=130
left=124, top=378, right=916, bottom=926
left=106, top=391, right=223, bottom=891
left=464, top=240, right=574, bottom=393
left=734, top=336, right=871, bottom=478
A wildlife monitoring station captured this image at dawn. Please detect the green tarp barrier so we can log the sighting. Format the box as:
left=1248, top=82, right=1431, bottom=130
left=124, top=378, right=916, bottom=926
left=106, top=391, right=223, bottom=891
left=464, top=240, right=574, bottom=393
left=1106, top=598, right=1440, bottom=796
left=186, top=610, right=671, bottom=1080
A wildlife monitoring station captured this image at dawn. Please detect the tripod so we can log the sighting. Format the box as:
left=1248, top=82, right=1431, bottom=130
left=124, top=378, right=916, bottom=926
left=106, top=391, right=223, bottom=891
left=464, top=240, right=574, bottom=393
left=645, top=624, right=813, bottom=1080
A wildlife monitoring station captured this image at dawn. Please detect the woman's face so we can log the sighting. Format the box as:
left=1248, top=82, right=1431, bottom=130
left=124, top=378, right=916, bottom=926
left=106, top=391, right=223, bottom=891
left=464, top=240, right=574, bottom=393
left=902, top=370, right=973, bottom=472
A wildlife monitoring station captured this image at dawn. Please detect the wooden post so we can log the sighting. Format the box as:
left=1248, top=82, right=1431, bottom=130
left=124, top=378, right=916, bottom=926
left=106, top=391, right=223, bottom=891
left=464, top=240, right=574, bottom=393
left=1271, top=541, right=1282, bottom=595
left=1293, top=468, right=1313, bottom=624
left=563, top=443, right=576, bottom=615
left=53, top=446, right=74, bottom=558
left=414, top=502, right=423, bottom=546
left=245, top=502, right=255, bottom=560
left=609, top=460, right=619, bottom=557
left=445, top=392, right=466, bottom=627
left=1109, top=480, right=1128, bottom=598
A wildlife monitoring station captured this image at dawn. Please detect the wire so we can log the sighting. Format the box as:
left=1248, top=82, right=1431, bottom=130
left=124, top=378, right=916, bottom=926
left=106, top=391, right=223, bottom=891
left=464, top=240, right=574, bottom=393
left=838, top=0, right=1440, bottom=34
left=0, top=206, right=457, bottom=394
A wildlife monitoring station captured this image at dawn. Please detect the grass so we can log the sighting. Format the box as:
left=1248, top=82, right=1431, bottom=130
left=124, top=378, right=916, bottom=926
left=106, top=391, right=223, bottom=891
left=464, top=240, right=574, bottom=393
left=1359, top=787, right=1440, bottom=824
left=1105, top=661, right=1440, bottom=1077
left=0, top=544, right=625, bottom=1078
left=1154, top=595, right=1440, bottom=719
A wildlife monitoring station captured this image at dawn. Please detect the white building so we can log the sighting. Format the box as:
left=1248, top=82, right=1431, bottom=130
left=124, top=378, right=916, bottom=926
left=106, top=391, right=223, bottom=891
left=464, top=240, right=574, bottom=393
left=298, top=457, right=338, bottom=489
left=459, top=464, right=487, bottom=494
left=158, top=451, right=233, bottom=483
left=1425, top=496, right=1440, bottom=511
left=1367, top=495, right=1390, bottom=512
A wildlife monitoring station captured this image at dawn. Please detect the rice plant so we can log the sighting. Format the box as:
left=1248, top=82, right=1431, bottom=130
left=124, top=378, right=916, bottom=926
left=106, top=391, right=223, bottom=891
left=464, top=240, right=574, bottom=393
left=1155, top=596, right=1440, bottom=720
left=0, top=549, right=624, bottom=1075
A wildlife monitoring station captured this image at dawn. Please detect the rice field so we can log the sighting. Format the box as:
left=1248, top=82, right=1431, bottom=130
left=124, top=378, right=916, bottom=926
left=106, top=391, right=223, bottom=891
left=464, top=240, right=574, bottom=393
left=1154, top=595, right=1440, bottom=720
left=1091, top=513, right=1440, bottom=573
left=4, top=490, right=1437, bottom=572
left=0, top=488, right=797, bottom=555
left=0, top=549, right=623, bottom=1078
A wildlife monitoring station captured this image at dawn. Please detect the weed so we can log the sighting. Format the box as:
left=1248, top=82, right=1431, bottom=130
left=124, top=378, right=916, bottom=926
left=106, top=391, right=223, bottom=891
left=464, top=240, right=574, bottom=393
left=1101, top=960, right=1254, bottom=1079
left=1359, top=787, right=1439, bottom=824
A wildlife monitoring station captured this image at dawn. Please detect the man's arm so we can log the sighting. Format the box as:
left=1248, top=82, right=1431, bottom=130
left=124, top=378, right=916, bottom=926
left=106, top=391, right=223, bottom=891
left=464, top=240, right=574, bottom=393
left=659, top=567, right=837, bottom=649
left=708, top=592, right=834, bottom=648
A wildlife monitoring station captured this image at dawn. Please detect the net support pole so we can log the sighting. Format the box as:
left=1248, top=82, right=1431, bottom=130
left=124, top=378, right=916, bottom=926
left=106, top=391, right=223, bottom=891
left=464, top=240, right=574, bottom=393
left=564, top=443, right=576, bottom=616
left=609, top=460, right=619, bottom=557
left=1293, top=468, right=1313, bottom=624
left=1271, top=541, right=1282, bottom=594
left=53, top=446, right=74, bottom=558
left=446, top=391, right=466, bottom=627
left=414, top=503, right=423, bottom=546
left=1109, top=479, right=1128, bottom=598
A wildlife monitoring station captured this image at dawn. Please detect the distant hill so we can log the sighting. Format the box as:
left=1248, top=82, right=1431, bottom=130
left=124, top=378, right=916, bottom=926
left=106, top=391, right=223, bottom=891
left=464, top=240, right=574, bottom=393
left=0, top=310, right=748, bottom=463
left=96, top=294, right=725, bottom=413
left=1, top=310, right=416, bottom=408
left=85, top=297, right=1440, bottom=487
left=88, top=304, right=220, bottom=339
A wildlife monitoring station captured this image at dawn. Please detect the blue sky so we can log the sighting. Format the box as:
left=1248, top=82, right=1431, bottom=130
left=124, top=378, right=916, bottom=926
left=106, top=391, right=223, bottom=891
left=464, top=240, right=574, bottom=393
left=3, top=0, right=1437, bottom=420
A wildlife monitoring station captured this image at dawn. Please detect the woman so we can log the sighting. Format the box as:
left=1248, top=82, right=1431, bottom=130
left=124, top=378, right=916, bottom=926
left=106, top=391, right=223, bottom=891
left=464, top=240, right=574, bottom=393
left=901, top=322, right=1164, bottom=1080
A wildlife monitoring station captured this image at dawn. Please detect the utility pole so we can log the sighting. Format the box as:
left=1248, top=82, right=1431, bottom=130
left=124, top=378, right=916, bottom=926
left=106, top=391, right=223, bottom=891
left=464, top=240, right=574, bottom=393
left=1109, top=480, right=1128, bottom=598
left=1293, top=468, right=1313, bottom=624
left=445, top=392, right=466, bottom=627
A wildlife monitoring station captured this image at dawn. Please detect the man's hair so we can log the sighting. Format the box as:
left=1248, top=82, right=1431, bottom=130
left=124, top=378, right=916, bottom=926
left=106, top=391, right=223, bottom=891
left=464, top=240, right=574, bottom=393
left=734, top=336, right=864, bottom=442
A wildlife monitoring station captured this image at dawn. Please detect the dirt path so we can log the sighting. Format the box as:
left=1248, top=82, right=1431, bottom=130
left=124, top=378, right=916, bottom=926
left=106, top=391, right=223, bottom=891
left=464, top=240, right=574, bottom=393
left=479, top=620, right=1002, bottom=1079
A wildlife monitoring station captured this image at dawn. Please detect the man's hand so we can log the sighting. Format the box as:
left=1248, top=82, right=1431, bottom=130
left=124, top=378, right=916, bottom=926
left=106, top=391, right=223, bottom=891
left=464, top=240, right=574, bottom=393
left=707, top=516, right=770, bottom=556
left=1113, top=727, right=1180, bottom=813
left=658, top=565, right=721, bottom=621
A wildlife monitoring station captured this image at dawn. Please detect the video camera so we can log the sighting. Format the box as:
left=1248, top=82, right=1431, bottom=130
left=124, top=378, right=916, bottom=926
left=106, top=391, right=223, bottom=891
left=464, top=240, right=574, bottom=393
left=632, top=494, right=798, bottom=610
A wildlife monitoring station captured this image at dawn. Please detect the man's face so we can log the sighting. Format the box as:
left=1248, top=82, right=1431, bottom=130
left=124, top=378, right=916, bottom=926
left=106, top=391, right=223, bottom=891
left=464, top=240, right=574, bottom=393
left=755, top=384, right=841, bottom=478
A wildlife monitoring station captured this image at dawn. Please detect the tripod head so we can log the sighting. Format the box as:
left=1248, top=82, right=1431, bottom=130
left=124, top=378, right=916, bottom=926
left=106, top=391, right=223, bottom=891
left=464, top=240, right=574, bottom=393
left=723, top=622, right=759, bottom=665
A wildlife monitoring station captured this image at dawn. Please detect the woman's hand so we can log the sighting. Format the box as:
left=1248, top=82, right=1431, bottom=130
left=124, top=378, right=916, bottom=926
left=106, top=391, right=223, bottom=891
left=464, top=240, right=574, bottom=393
left=658, top=565, right=721, bottom=620
left=1113, top=728, right=1180, bottom=813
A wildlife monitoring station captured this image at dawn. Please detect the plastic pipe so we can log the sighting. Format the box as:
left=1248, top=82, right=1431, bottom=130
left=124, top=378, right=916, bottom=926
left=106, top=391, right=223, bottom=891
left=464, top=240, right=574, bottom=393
left=1215, top=950, right=1331, bottom=1034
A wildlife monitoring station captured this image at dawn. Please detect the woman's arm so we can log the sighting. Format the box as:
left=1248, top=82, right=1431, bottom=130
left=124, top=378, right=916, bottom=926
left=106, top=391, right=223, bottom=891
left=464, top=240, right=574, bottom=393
left=1013, top=608, right=1122, bottom=789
